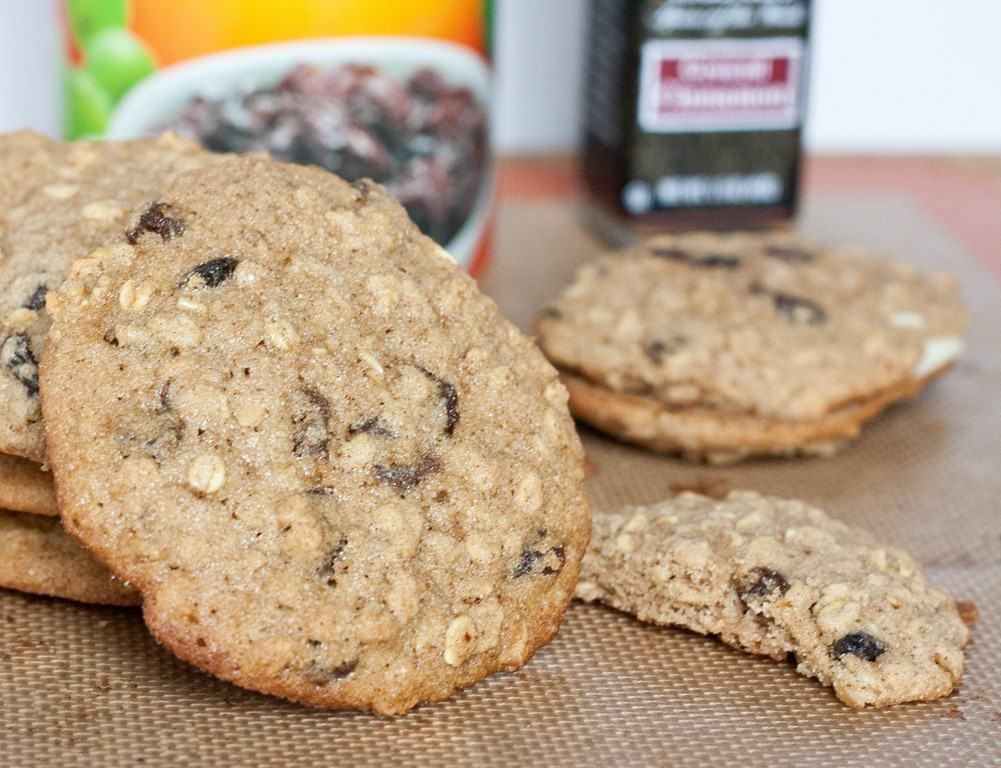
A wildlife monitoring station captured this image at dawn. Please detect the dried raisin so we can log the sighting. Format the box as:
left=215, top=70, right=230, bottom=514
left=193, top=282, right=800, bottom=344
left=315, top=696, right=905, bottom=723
left=317, top=536, right=348, bottom=586
left=652, top=247, right=689, bottom=262
left=692, top=253, right=741, bottom=269
left=23, top=284, right=48, bottom=311
left=304, top=658, right=358, bottom=683
left=374, top=455, right=440, bottom=493
left=509, top=531, right=566, bottom=578
left=773, top=292, right=826, bottom=325
left=749, top=284, right=826, bottom=325
left=181, top=257, right=239, bottom=289
left=765, top=244, right=814, bottom=262
left=292, top=388, right=331, bottom=458
left=1, top=334, right=38, bottom=396
left=416, top=366, right=459, bottom=436
left=831, top=632, right=887, bottom=662
left=652, top=247, right=740, bottom=268
left=126, top=201, right=185, bottom=244
left=738, top=567, right=790, bottom=605
left=349, top=416, right=394, bottom=438
left=644, top=335, right=686, bottom=365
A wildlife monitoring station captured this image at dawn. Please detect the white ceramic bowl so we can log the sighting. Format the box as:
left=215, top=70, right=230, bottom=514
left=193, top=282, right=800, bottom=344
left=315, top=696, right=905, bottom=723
left=108, top=36, right=493, bottom=270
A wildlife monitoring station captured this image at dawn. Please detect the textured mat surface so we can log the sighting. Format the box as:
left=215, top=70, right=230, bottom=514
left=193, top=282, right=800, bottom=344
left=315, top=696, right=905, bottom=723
left=1, top=194, right=999, bottom=767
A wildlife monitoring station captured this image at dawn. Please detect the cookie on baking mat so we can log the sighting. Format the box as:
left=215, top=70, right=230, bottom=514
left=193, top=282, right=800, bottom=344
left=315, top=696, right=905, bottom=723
left=40, top=157, right=589, bottom=715
left=576, top=491, right=968, bottom=708
left=0, top=451, right=57, bottom=516
left=0, top=130, right=223, bottom=463
left=0, top=509, right=139, bottom=606
left=535, top=232, right=967, bottom=463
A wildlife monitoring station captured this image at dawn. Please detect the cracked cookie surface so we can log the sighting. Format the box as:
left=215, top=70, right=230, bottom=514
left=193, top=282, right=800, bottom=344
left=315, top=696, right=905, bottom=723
left=0, top=509, right=139, bottom=606
left=535, top=232, right=967, bottom=461
left=40, top=156, right=589, bottom=714
left=576, top=491, right=968, bottom=708
left=0, top=131, right=223, bottom=462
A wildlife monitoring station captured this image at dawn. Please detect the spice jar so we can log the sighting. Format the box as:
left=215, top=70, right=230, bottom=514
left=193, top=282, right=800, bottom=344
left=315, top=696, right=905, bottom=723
left=582, top=0, right=811, bottom=243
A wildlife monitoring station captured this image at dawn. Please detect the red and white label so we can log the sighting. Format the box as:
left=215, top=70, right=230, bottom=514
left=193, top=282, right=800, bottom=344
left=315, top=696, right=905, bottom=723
left=637, top=37, right=805, bottom=133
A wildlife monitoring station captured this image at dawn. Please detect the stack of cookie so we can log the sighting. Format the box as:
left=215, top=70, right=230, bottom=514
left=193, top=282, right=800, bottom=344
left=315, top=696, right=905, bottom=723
left=0, top=133, right=589, bottom=714
left=0, top=131, right=228, bottom=605
left=534, top=231, right=967, bottom=463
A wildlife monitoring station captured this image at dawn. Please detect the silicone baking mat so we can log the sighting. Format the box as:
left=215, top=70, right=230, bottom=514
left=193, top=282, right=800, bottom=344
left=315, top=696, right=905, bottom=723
left=1, top=193, right=998, bottom=767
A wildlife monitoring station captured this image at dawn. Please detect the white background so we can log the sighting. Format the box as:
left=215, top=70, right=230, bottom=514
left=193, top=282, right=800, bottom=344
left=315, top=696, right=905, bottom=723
left=2, top=0, right=1000, bottom=154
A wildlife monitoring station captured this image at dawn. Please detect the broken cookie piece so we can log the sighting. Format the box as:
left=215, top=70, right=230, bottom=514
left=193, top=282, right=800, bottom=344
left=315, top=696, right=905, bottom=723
left=576, top=491, right=969, bottom=708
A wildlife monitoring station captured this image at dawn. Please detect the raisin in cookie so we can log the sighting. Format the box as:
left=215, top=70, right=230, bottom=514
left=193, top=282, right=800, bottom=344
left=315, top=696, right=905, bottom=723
left=535, top=232, right=967, bottom=463
left=40, top=157, right=589, bottom=715
left=576, top=492, right=968, bottom=708
left=0, top=509, right=139, bottom=605
left=0, top=452, right=57, bottom=516
left=0, top=130, right=224, bottom=463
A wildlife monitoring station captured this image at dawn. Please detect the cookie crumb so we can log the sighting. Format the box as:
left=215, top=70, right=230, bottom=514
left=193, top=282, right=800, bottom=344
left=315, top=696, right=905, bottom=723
left=956, top=600, right=979, bottom=627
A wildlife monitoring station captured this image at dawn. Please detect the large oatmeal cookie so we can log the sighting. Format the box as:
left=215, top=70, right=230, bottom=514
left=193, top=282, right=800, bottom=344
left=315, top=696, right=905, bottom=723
left=576, top=491, right=969, bottom=708
left=535, top=232, right=967, bottom=462
left=41, top=157, right=589, bottom=714
left=0, top=130, right=224, bottom=462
